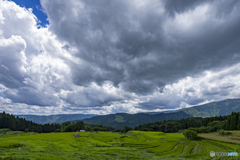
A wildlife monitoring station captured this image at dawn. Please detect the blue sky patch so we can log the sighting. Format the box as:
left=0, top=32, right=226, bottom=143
left=11, top=0, right=48, bottom=27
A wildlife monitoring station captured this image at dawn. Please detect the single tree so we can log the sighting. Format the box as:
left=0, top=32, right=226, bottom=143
left=183, top=129, right=198, bottom=140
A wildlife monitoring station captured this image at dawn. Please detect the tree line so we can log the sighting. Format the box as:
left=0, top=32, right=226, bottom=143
left=0, top=111, right=114, bottom=133
left=134, top=117, right=202, bottom=132
left=134, top=112, right=240, bottom=133
left=60, top=122, right=116, bottom=132
left=0, top=111, right=61, bottom=133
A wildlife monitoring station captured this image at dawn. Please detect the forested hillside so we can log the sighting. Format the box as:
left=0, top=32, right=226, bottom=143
left=181, top=99, right=240, bottom=117
left=135, top=112, right=240, bottom=133
left=83, top=111, right=192, bottom=129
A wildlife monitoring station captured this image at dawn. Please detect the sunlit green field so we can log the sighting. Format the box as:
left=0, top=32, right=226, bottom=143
left=0, top=129, right=240, bottom=160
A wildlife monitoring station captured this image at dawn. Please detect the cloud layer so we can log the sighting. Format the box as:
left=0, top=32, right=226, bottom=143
left=0, top=0, right=240, bottom=115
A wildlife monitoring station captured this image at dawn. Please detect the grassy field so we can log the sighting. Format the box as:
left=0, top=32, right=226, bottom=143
left=0, top=129, right=240, bottom=160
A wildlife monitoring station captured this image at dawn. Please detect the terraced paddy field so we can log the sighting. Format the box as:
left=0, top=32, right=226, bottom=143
left=0, top=129, right=240, bottom=160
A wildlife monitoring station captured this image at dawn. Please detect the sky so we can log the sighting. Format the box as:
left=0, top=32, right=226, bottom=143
left=0, top=0, right=240, bottom=115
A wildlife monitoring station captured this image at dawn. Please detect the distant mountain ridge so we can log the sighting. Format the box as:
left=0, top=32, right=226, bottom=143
left=180, top=98, right=240, bottom=117
left=82, top=111, right=192, bottom=129
left=81, top=98, right=240, bottom=129
left=15, top=114, right=97, bottom=124
left=142, top=110, right=178, bottom=115
left=16, top=99, right=240, bottom=129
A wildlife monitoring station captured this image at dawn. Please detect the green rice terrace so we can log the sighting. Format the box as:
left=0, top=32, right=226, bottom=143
left=0, top=129, right=240, bottom=160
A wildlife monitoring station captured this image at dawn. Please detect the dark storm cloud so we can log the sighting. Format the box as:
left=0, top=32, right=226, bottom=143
left=2, top=87, right=58, bottom=106
left=62, top=106, right=103, bottom=112
left=1, top=0, right=240, bottom=114
left=0, top=36, right=27, bottom=89
left=184, top=98, right=205, bottom=106
left=163, top=0, right=209, bottom=16
left=59, top=85, right=124, bottom=108
left=40, top=0, right=240, bottom=98
left=41, top=0, right=166, bottom=93
left=202, top=84, right=235, bottom=97
left=163, top=0, right=239, bottom=18
left=138, top=101, right=177, bottom=110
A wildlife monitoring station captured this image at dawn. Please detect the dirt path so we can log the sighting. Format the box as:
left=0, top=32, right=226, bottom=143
left=190, top=141, right=200, bottom=154
left=178, top=140, right=184, bottom=143
left=164, top=143, right=180, bottom=153
left=190, top=145, right=194, bottom=154
left=182, top=144, right=189, bottom=154
left=196, top=141, right=201, bottom=154
left=140, top=144, right=161, bottom=155
left=11, top=132, right=19, bottom=135
left=141, top=149, right=154, bottom=155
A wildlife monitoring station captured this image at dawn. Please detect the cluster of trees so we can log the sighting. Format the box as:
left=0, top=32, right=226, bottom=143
left=61, top=122, right=120, bottom=132
left=189, top=112, right=240, bottom=133
left=135, top=112, right=240, bottom=133
left=121, top=126, right=132, bottom=133
left=225, top=112, right=240, bottom=130
left=0, top=112, right=61, bottom=133
left=183, top=129, right=198, bottom=140
left=201, top=115, right=228, bottom=126
left=60, top=121, right=85, bottom=132
left=187, top=121, right=226, bottom=133
left=134, top=117, right=202, bottom=132
left=219, top=130, right=231, bottom=135
left=85, top=124, right=115, bottom=132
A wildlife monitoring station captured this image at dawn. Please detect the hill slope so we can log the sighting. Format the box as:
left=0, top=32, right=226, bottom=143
left=16, top=114, right=97, bottom=124
left=181, top=98, right=240, bottom=117
left=83, top=111, right=192, bottom=129
left=82, top=99, right=240, bottom=129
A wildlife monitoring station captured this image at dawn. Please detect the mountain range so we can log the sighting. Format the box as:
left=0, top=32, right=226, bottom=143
left=16, top=98, right=240, bottom=129
left=82, top=99, right=240, bottom=129
left=16, top=114, right=97, bottom=124
left=81, top=111, right=191, bottom=129
left=180, top=98, right=240, bottom=117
